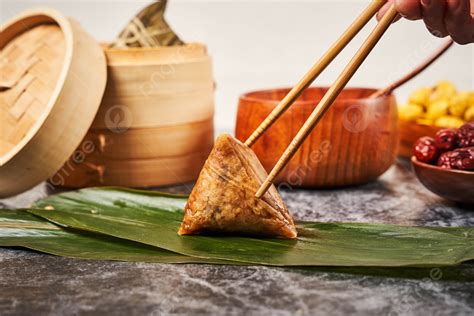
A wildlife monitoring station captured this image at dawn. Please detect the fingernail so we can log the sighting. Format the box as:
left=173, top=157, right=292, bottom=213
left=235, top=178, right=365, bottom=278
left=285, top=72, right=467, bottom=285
left=421, top=0, right=431, bottom=6
left=447, top=0, right=460, bottom=10
left=429, top=28, right=444, bottom=38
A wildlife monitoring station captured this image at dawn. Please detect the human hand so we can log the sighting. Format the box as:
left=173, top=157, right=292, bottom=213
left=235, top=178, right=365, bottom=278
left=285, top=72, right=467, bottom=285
left=377, top=0, right=474, bottom=44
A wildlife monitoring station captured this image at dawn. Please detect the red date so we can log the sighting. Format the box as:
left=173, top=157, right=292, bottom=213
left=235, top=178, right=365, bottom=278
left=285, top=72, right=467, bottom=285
left=413, top=121, right=474, bottom=172
left=451, top=147, right=474, bottom=170
left=437, top=147, right=474, bottom=170
left=437, top=151, right=452, bottom=169
left=435, top=129, right=458, bottom=151
left=457, top=121, right=474, bottom=148
left=414, top=136, right=439, bottom=163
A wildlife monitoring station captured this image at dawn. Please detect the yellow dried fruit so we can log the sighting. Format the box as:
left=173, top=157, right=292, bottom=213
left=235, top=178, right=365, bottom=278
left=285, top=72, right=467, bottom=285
left=468, top=92, right=474, bottom=106
left=448, top=92, right=469, bottom=117
left=434, top=116, right=465, bottom=128
left=437, top=80, right=457, bottom=95
left=408, top=87, right=431, bottom=106
left=429, top=80, right=457, bottom=104
left=402, top=81, right=472, bottom=127
left=426, top=99, right=449, bottom=120
left=398, top=103, right=424, bottom=121
left=464, top=106, right=474, bottom=121
left=416, top=118, right=433, bottom=126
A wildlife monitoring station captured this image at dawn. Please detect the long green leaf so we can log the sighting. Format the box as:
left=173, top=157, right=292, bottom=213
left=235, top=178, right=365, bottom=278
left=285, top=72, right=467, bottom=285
left=2, top=210, right=474, bottom=281
left=0, top=209, right=219, bottom=263
left=30, top=188, right=474, bottom=267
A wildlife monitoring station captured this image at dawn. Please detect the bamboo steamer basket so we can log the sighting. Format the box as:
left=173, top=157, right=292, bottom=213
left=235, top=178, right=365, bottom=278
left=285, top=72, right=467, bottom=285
left=53, top=43, right=215, bottom=188
left=51, top=150, right=212, bottom=188
left=0, top=9, right=107, bottom=198
left=79, top=119, right=214, bottom=160
left=91, top=44, right=215, bottom=129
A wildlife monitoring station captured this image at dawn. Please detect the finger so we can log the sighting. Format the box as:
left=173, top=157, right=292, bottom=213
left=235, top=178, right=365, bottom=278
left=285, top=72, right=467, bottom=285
left=395, top=0, right=422, bottom=20
left=421, top=0, right=449, bottom=37
left=445, top=0, right=473, bottom=44
left=377, top=0, right=402, bottom=22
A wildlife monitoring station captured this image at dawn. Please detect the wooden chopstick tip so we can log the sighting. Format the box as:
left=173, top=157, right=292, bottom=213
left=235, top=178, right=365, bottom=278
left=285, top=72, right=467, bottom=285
left=255, top=180, right=272, bottom=199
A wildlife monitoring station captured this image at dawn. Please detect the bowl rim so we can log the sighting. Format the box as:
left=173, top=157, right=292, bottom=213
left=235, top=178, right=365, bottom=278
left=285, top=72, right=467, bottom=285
left=411, top=156, right=474, bottom=176
left=239, top=86, right=393, bottom=105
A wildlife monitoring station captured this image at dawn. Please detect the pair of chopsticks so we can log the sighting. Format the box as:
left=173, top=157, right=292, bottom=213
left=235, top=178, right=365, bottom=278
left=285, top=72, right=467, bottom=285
left=251, top=0, right=398, bottom=198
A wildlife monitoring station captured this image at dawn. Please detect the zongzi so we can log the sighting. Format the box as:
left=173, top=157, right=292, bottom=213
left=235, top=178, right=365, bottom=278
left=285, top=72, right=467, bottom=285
left=111, top=0, right=183, bottom=48
left=178, top=134, right=297, bottom=239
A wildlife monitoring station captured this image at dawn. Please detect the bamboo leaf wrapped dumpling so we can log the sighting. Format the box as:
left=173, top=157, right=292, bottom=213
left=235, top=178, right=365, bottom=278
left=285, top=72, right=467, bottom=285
left=111, top=0, right=183, bottom=48
left=178, top=134, right=297, bottom=239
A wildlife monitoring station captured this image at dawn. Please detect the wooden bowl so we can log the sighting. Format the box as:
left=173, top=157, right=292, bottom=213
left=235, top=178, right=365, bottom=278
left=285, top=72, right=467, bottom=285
left=411, top=156, right=474, bottom=204
left=236, top=87, right=398, bottom=188
left=0, top=9, right=107, bottom=198
left=398, top=120, right=442, bottom=158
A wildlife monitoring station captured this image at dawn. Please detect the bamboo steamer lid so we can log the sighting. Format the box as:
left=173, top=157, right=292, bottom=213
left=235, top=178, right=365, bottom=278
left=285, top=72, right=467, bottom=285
left=0, top=9, right=107, bottom=197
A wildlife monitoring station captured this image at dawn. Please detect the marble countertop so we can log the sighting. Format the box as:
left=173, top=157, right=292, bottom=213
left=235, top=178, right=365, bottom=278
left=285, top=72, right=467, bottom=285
left=1, top=159, right=473, bottom=315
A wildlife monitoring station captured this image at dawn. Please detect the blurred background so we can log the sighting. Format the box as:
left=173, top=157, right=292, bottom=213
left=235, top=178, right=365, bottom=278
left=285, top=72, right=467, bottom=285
left=2, top=0, right=473, bottom=131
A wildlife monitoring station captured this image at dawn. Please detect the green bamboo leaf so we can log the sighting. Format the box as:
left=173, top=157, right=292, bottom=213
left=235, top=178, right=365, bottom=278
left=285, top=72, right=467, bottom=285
left=3, top=210, right=474, bottom=281
left=0, top=209, right=221, bottom=264
left=30, top=187, right=474, bottom=267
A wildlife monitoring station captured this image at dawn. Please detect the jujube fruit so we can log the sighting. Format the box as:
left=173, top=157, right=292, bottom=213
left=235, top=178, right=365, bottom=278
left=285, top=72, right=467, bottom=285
left=434, top=128, right=458, bottom=151
left=413, top=137, right=439, bottom=163
left=457, top=121, right=474, bottom=148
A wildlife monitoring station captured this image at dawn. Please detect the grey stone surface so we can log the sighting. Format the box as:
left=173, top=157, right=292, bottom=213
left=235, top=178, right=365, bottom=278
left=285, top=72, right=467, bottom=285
left=1, top=159, right=473, bottom=316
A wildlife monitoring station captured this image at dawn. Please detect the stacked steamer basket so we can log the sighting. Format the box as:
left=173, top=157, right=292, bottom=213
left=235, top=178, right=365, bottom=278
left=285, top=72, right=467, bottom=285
left=51, top=44, right=215, bottom=188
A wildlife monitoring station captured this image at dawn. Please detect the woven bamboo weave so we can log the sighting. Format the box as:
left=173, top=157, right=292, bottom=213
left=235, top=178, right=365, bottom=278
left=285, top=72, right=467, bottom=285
left=0, top=24, right=65, bottom=156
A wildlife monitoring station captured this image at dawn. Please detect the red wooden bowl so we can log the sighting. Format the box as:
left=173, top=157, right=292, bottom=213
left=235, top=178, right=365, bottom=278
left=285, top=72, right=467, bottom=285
left=411, top=156, right=474, bottom=204
left=235, top=87, right=399, bottom=188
